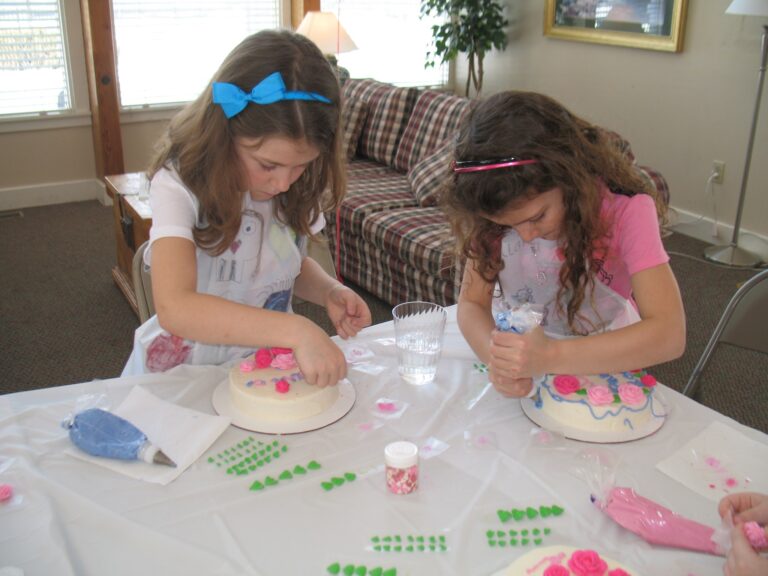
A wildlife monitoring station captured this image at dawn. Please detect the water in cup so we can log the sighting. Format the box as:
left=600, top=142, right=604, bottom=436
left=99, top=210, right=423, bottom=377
left=392, top=301, right=447, bottom=385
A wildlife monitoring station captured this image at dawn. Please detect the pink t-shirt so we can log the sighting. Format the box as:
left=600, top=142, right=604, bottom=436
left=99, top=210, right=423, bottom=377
left=595, top=189, right=669, bottom=301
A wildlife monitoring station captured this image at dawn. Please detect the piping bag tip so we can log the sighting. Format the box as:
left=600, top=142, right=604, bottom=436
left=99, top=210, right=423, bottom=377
left=153, top=450, right=177, bottom=467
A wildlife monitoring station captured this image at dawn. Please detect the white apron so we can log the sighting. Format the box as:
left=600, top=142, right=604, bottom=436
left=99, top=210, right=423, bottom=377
left=122, top=198, right=308, bottom=375
left=495, top=230, right=640, bottom=338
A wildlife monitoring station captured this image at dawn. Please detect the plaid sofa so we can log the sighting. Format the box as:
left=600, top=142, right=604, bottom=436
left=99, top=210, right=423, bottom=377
left=328, top=79, right=670, bottom=308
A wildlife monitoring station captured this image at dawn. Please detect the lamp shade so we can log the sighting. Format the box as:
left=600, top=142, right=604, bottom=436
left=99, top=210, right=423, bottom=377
left=726, top=0, right=768, bottom=16
left=296, top=11, right=357, bottom=55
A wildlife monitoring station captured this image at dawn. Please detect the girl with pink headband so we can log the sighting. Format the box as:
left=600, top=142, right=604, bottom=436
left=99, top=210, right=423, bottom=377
left=122, top=30, right=371, bottom=383
left=443, top=91, right=685, bottom=398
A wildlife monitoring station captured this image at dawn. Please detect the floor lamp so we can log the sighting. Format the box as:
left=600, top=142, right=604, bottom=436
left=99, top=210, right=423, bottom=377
left=704, top=0, right=768, bottom=267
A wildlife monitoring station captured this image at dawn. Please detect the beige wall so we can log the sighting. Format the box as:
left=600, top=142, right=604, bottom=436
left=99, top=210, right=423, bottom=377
left=1, top=1, right=766, bottom=247
left=459, top=0, right=767, bottom=245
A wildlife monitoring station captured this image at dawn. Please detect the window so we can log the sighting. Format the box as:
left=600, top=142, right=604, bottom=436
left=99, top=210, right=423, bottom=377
left=112, top=0, right=285, bottom=108
left=0, top=0, right=71, bottom=116
left=320, top=0, right=446, bottom=87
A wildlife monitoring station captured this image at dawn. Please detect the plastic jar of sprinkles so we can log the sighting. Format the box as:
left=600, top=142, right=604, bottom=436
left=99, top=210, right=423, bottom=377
left=385, top=441, right=419, bottom=495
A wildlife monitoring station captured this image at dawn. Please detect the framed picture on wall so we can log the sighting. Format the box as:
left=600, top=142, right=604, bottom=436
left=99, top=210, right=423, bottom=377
left=544, top=0, right=688, bottom=52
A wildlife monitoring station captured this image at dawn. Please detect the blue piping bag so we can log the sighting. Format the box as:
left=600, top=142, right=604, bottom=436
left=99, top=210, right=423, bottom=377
left=65, top=408, right=176, bottom=467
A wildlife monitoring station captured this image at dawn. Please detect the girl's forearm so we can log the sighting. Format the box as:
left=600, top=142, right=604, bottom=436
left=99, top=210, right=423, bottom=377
left=293, top=256, right=342, bottom=307
left=457, top=300, right=495, bottom=365
left=156, top=291, right=319, bottom=350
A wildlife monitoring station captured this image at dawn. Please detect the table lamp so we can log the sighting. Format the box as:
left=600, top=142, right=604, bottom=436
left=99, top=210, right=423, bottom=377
left=704, top=0, right=768, bottom=267
left=296, top=11, right=357, bottom=83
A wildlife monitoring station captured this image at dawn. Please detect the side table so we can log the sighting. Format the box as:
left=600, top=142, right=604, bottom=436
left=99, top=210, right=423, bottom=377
left=104, top=173, right=152, bottom=319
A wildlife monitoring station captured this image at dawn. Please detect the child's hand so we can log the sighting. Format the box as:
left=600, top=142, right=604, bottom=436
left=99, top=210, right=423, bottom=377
left=724, top=523, right=768, bottom=576
left=720, top=493, right=768, bottom=526
left=489, top=326, right=551, bottom=379
left=488, top=372, right=533, bottom=398
left=293, top=323, right=348, bottom=388
left=325, top=285, right=372, bottom=339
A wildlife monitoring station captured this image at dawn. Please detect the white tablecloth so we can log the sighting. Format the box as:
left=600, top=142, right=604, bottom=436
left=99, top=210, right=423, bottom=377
left=1, top=307, right=765, bottom=576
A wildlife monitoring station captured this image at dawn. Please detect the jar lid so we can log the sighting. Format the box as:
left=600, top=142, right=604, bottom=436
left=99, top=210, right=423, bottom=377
left=384, top=441, right=418, bottom=468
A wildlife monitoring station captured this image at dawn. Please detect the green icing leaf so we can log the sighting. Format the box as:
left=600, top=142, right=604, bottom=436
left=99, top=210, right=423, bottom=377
left=544, top=528, right=551, bottom=535
left=521, top=538, right=529, bottom=545
left=539, top=506, right=551, bottom=517
left=551, top=505, right=564, bottom=516
left=307, top=460, right=321, bottom=470
left=321, top=481, right=334, bottom=491
left=526, top=507, right=538, bottom=519
left=355, top=566, right=367, bottom=576
left=369, top=569, right=383, bottom=576
left=497, top=509, right=511, bottom=523
left=249, top=481, right=264, bottom=491
left=405, top=545, right=414, bottom=552
left=264, top=476, right=278, bottom=486
left=510, top=539, right=518, bottom=546
left=279, top=470, right=293, bottom=480
left=534, top=538, right=543, bottom=545
left=343, top=565, right=355, bottom=576
left=293, top=465, right=307, bottom=475
left=327, top=562, right=341, bottom=575
left=512, top=509, right=525, bottom=521
left=382, top=569, right=397, bottom=576
left=485, top=530, right=494, bottom=538
left=344, top=472, right=357, bottom=482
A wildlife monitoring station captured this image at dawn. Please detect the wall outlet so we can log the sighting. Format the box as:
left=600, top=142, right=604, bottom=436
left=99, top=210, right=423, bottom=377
left=712, top=160, right=725, bottom=185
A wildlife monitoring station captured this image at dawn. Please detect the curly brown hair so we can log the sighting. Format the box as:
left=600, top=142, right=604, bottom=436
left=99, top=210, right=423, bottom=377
left=148, top=29, right=345, bottom=256
left=443, top=91, right=665, bottom=333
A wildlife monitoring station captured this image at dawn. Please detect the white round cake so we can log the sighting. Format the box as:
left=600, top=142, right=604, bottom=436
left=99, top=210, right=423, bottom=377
left=532, top=370, right=664, bottom=436
left=493, top=545, right=638, bottom=576
left=229, top=347, right=339, bottom=422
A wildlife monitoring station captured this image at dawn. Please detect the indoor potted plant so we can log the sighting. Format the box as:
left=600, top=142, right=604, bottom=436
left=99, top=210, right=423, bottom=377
left=421, top=0, right=508, bottom=97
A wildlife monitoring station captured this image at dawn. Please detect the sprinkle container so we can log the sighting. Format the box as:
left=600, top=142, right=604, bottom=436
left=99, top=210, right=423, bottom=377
left=385, top=441, right=419, bottom=495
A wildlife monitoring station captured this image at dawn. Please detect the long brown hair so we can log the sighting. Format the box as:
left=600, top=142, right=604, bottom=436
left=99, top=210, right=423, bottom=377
left=148, top=29, right=345, bottom=255
left=443, top=91, right=664, bottom=332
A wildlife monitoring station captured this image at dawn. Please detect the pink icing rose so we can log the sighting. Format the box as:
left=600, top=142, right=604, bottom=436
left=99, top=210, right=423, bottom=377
left=553, top=375, right=581, bottom=395
left=270, top=353, right=297, bottom=370
left=640, top=374, right=657, bottom=387
left=607, top=570, right=631, bottom=576
left=618, top=383, right=646, bottom=405
left=587, top=385, right=615, bottom=406
left=270, top=347, right=292, bottom=356
left=568, top=550, right=608, bottom=576
left=274, top=379, right=290, bottom=394
left=543, top=566, right=570, bottom=576
left=0, top=484, right=12, bottom=502
left=239, top=359, right=257, bottom=372
left=254, top=348, right=273, bottom=368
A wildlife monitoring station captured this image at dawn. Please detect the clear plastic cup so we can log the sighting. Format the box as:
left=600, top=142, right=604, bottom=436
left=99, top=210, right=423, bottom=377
left=392, top=301, right=447, bottom=385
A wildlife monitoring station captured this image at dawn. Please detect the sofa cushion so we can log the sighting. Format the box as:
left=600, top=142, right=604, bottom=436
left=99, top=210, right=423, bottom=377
left=393, top=90, right=469, bottom=172
left=407, top=141, right=453, bottom=207
left=362, top=206, right=459, bottom=283
left=341, top=98, right=368, bottom=160
left=358, top=85, right=419, bottom=168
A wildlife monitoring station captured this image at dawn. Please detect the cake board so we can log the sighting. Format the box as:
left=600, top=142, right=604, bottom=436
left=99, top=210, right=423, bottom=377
left=520, top=396, right=666, bottom=444
left=212, top=379, right=356, bottom=434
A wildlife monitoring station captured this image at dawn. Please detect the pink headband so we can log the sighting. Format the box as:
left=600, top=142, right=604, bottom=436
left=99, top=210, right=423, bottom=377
left=452, top=158, right=539, bottom=174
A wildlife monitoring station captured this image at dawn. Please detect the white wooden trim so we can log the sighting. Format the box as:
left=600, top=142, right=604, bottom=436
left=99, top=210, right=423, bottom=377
left=0, top=179, right=109, bottom=211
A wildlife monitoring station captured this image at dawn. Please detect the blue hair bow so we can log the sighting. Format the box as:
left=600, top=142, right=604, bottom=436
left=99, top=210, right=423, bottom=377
left=212, top=72, right=331, bottom=119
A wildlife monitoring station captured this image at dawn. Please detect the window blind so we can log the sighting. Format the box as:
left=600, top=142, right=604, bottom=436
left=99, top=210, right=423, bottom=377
left=320, top=0, right=447, bottom=88
left=0, top=0, right=70, bottom=116
left=112, top=0, right=281, bottom=108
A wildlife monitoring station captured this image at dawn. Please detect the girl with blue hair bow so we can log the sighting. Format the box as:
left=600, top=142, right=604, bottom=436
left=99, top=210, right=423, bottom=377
left=123, top=29, right=371, bottom=385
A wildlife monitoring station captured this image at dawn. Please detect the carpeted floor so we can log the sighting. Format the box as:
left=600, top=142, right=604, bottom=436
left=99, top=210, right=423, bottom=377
left=1, top=200, right=766, bottom=433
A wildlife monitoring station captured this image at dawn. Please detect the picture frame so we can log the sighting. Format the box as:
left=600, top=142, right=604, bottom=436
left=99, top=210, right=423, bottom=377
left=544, top=0, right=688, bottom=53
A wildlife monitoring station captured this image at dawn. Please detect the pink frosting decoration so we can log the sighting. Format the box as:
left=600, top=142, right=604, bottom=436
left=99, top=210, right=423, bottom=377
left=270, top=353, right=297, bottom=370
left=617, top=383, right=645, bottom=406
left=587, top=385, right=615, bottom=406
left=239, top=359, right=258, bottom=372
left=543, top=566, right=570, bottom=576
left=270, top=346, right=292, bottom=356
left=744, top=521, right=768, bottom=549
left=274, top=379, right=290, bottom=394
left=0, top=484, right=12, bottom=502
left=607, top=570, right=631, bottom=576
left=254, top=348, right=273, bottom=368
left=639, top=374, right=657, bottom=387
left=377, top=401, right=398, bottom=413
left=553, top=375, right=581, bottom=395
left=567, top=550, right=608, bottom=576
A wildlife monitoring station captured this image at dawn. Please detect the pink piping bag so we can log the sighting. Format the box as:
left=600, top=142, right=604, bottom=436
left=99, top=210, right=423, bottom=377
left=592, top=487, right=725, bottom=556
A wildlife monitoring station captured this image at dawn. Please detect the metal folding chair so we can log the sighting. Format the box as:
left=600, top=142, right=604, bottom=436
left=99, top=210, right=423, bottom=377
left=132, top=241, right=155, bottom=324
left=683, top=268, right=768, bottom=397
